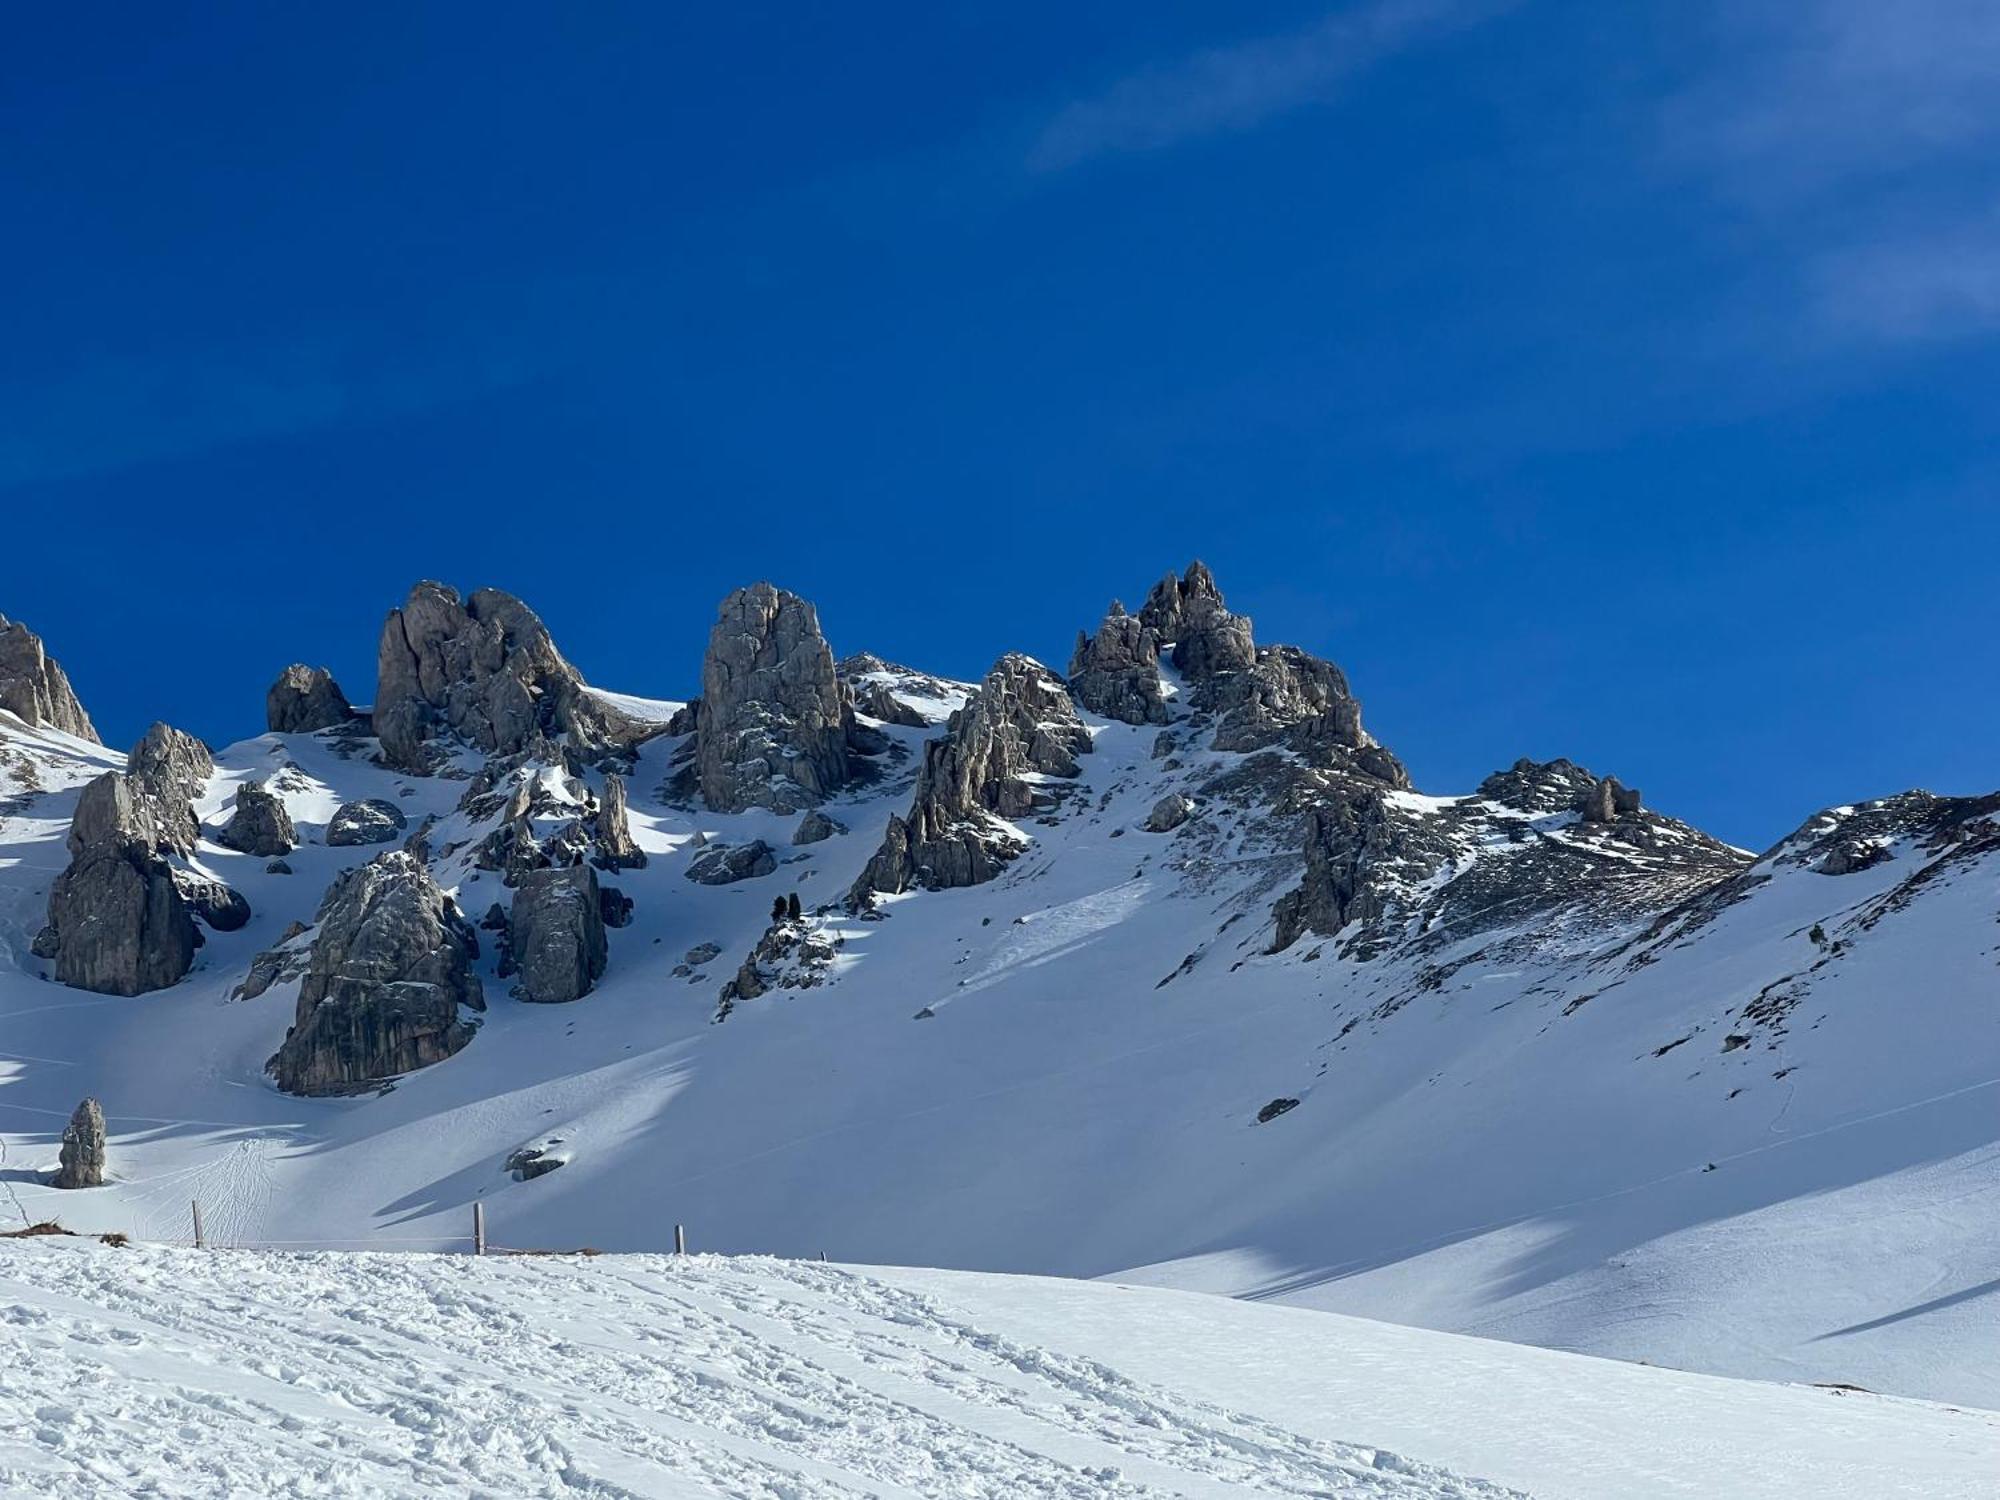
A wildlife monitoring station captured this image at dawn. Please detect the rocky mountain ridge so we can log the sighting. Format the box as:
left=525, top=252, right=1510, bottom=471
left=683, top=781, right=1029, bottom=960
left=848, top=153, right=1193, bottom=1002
left=0, top=568, right=1991, bottom=1404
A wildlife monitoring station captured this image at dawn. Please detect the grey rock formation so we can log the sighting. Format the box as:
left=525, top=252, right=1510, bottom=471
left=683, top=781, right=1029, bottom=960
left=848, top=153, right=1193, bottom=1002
left=685, top=840, right=777, bottom=885
left=374, top=582, right=649, bottom=773
left=126, top=723, right=214, bottom=857
left=215, top=781, right=296, bottom=856
left=52, top=1097, right=106, bottom=1189
left=1578, top=775, right=1643, bottom=824
left=509, top=864, right=608, bottom=1004
left=1138, top=562, right=1256, bottom=682
left=1143, top=793, right=1196, bottom=833
left=851, top=654, right=1090, bottom=899
left=1271, top=791, right=1400, bottom=952
left=1068, top=604, right=1168, bottom=726
left=599, top=883, right=634, bottom=928
left=792, top=808, right=844, bottom=845
left=268, top=851, right=484, bottom=1095
left=235, top=921, right=314, bottom=1001
left=39, top=771, right=201, bottom=995
left=327, top=798, right=407, bottom=847
left=695, top=583, right=851, bottom=813
left=1115, top=564, right=1407, bottom=782
left=266, top=664, right=356, bottom=734
left=592, top=772, right=646, bottom=870
left=0, top=616, right=97, bottom=742
left=175, top=871, right=251, bottom=932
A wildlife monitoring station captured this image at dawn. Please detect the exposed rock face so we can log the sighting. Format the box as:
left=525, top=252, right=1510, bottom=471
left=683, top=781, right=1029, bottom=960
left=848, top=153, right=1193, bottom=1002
left=327, top=798, right=407, bottom=847
left=1143, top=793, right=1195, bottom=833
left=268, top=851, right=483, bottom=1095
left=40, top=771, right=200, bottom=996
left=592, top=772, right=646, bottom=870
left=216, top=781, right=296, bottom=856
left=266, top=664, right=356, bottom=734
left=127, top=723, right=214, bottom=857
left=716, top=914, right=839, bottom=1016
left=852, top=654, right=1091, bottom=899
left=509, top=865, right=608, bottom=1004
left=1092, top=564, right=1406, bottom=783
left=1271, top=791, right=1401, bottom=953
left=53, top=1097, right=106, bottom=1188
left=685, top=840, right=777, bottom=885
left=1579, top=775, right=1643, bottom=824
left=374, top=582, right=645, bottom=773
left=695, top=584, right=851, bottom=813
left=1068, top=604, right=1168, bottom=726
left=0, top=616, right=97, bottom=742
left=1138, top=562, right=1256, bottom=681
left=792, top=809, right=844, bottom=845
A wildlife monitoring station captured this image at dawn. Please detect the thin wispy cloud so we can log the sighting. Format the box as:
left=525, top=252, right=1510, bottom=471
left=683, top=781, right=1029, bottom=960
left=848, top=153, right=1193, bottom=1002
left=1029, top=0, right=1515, bottom=172
left=1666, top=0, right=2000, bottom=347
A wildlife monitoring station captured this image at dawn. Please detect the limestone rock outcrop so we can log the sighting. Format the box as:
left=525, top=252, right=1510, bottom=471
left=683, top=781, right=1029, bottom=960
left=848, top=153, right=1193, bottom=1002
left=216, top=781, right=296, bottom=857
left=1119, top=563, right=1406, bottom=783
left=1068, top=604, right=1167, bottom=725
left=792, top=808, right=844, bottom=845
left=266, top=664, right=356, bottom=734
left=1143, top=793, right=1195, bottom=833
left=852, top=654, right=1090, bottom=899
left=1271, top=791, right=1401, bottom=953
left=0, top=615, right=97, bottom=742
left=53, top=1097, right=106, bottom=1189
left=39, top=771, right=201, bottom=995
left=591, top=772, right=646, bottom=870
left=127, top=723, right=214, bottom=857
left=695, top=584, right=851, bottom=813
left=374, top=582, right=648, bottom=773
left=327, top=798, right=407, bottom=847
left=1578, top=775, right=1643, bottom=824
left=267, top=851, right=483, bottom=1095
left=1138, top=562, right=1256, bottom=681
left=685, top=840, right=777, bottom=885
left=509, top=864, right=608, bottom=1004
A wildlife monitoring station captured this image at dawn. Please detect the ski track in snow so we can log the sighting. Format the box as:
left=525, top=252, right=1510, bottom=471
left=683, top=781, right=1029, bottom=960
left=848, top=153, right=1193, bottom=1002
left=0, top=1243, right=1523, bottom=1500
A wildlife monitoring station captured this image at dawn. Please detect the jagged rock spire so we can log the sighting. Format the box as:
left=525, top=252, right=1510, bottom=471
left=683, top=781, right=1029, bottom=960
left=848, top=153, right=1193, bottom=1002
left=1069, top=603, right=1168, bottom=726
left=696, top=583, right=853, bottom=814
left=53, top=1097, right=106, bottom=1189
left=852, top=653, right=1090, bottom=899
left=374, top=582, right=648, bottom=773
left=266, top=664, right=356, bottom=734
left=0, top=614, right=98, bottom=742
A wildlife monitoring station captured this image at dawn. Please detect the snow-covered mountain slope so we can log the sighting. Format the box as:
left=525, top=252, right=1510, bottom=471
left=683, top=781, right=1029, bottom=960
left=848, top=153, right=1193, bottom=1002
left=1, top=572, right=1995, bottom=1413
left=3, top=1239, right=1994, bottom=1500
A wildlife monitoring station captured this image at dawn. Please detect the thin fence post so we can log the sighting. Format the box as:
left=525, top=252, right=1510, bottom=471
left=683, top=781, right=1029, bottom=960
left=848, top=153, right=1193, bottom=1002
left=674, top=1222, right=686, bottom=1256
left=190, top=1200, right=205, bottom=1250
left=473, top=1200, right=486, bottom=1256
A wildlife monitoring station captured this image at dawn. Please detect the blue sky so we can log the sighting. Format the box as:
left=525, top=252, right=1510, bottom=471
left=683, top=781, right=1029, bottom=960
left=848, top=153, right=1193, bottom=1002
left=3, top=1, right=1995, bottom=846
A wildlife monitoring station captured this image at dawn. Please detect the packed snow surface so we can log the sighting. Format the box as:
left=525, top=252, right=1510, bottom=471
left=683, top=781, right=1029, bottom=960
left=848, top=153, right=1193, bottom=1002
left=3, top=1240, right=1994, bottom=1500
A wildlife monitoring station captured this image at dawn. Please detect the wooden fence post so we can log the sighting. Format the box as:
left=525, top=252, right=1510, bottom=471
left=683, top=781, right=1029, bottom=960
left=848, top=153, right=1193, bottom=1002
left=473, top=1200, right=486, bottom=1256
left=674, top=1222, right=686, bottom=1256
left=191, top=1200, right=205, bottom=1250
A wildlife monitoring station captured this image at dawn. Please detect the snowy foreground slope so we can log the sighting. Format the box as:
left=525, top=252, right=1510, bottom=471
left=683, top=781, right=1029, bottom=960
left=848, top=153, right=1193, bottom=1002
left=2, top=569, right=1996, bottom=1414
left=3, top=1240, right=1994, bottom=1500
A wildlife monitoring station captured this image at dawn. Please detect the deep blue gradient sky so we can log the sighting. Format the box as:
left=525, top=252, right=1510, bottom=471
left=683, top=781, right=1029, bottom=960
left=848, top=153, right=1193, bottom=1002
left=4, top=2, right=1996, bottom=847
